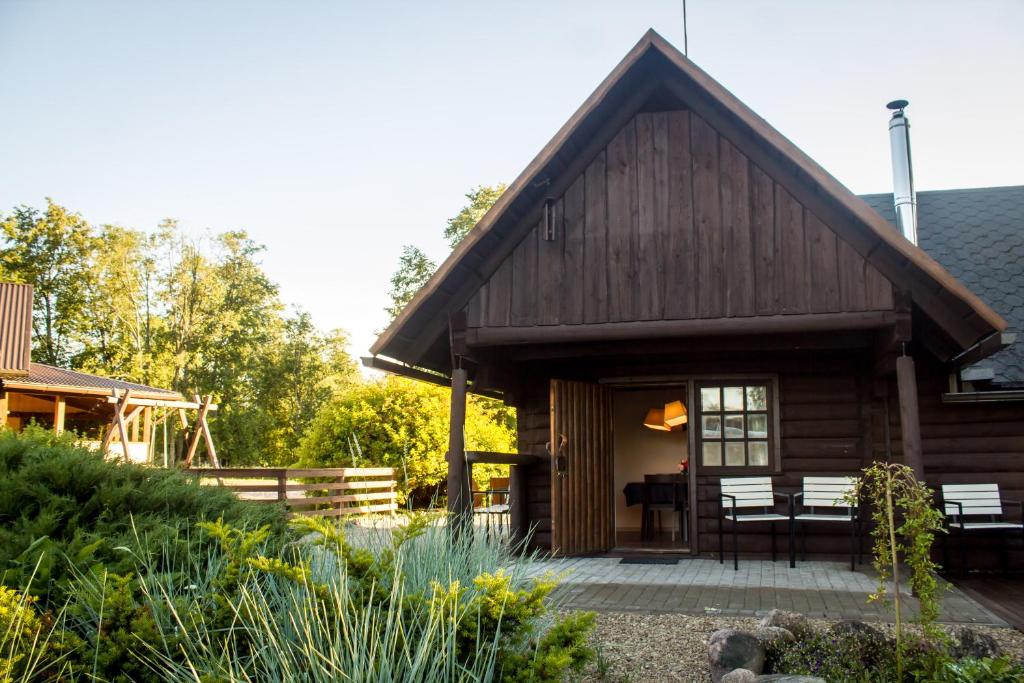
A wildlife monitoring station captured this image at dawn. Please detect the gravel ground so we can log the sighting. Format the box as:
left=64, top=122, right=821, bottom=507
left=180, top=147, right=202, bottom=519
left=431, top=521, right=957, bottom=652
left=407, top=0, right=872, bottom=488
left=570, top=612, right=1024, bottom=683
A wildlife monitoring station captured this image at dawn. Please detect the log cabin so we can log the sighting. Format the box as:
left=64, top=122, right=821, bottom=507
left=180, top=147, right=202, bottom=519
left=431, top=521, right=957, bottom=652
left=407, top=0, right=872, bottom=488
left=366, top=30, right=1024, bottom=568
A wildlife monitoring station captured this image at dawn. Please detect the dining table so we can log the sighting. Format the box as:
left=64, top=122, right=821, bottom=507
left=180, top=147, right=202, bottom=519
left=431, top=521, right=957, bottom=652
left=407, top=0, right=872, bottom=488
left=623, top=475, right=688, bottom=543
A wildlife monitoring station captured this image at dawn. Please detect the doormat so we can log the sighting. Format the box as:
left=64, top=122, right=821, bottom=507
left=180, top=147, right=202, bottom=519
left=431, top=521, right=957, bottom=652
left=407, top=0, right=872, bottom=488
left=618, top=557, right=679, bottom=565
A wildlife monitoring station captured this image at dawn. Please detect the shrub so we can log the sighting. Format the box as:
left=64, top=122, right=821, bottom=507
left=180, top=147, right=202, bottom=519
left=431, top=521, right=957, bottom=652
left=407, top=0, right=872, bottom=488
left=0, top=427, right=286, bottom=604
left=295, top=377, right=516, bottom=502
left=766, top=629, right=890, bottom=682
left=141, top=515, right=595, bottom=682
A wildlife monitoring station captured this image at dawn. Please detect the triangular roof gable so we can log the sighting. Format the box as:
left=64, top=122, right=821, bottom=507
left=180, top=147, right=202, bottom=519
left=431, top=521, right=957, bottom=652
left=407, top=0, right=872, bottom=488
left=372, top=29, right=1005, bottom=373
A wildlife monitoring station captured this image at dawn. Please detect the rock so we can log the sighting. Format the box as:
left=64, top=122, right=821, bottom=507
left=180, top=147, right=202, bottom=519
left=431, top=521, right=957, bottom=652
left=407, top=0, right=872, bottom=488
left=722, top=669, right=758, bottom=683
left=950, top=625, right=1001, bottom=659
left=708, top=629, right=766, bottom=683
left=754, top=626, right=795, bottom=649
left=829, top=619, right=885, bottom=642
left=754, top=676, right=827, bottom=682
left=758, top=609, right=812, bottom=640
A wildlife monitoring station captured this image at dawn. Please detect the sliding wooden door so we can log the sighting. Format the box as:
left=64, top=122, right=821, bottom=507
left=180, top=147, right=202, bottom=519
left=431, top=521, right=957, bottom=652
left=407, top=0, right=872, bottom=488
left=550, top=379, right=614, bottom=554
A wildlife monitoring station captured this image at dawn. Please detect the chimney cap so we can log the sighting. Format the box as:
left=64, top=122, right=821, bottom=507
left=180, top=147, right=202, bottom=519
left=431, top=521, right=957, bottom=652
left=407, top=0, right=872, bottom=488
left=886, top=99, right=909, bottom=112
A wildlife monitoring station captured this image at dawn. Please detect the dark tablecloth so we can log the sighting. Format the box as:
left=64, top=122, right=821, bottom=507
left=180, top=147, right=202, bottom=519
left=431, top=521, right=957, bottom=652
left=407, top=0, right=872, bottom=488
left=623, top=481, right=687, bottom=506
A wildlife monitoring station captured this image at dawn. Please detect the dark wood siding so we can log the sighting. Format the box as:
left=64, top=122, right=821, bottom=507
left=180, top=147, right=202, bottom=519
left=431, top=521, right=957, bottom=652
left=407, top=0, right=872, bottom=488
left=465, top=109, right=894, bottom=330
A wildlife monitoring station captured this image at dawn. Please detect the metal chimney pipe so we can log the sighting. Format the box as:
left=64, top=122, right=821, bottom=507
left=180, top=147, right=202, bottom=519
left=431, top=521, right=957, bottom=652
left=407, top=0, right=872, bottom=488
left=887, top=99, right=917, bottom=244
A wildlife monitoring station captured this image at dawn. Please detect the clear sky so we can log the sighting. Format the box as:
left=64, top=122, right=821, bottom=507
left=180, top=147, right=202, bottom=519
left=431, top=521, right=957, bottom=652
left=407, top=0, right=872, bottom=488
left=2, top=0, right=1022, bottom=360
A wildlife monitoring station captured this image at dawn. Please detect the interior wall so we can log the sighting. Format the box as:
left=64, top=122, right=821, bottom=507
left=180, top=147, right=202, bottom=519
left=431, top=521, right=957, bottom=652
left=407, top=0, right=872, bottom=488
left=612, top=387, right=689, bottom=531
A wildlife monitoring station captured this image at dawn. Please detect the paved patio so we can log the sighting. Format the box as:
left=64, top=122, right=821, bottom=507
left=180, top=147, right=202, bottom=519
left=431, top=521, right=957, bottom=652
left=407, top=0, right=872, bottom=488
left=525, top=557, right=1006, bottom=626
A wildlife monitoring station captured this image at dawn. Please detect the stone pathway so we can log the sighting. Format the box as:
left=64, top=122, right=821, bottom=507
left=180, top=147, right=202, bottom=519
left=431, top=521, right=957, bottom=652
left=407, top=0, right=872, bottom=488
left=523, top=557, right=1005, bottom=625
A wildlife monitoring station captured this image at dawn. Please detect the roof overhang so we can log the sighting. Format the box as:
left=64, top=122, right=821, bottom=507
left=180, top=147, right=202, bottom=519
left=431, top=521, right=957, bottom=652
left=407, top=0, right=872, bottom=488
left=371, top=29, right=1007, bottom=376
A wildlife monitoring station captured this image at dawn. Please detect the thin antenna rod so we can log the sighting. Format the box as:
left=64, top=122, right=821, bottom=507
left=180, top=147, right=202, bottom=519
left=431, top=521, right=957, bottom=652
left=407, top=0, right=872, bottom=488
left=682, top=0, right=689, bottom=56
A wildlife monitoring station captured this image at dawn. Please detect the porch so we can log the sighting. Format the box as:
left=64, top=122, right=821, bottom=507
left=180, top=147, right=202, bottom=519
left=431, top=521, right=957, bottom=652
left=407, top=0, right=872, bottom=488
left=526, top=556, right=1006, bottom=625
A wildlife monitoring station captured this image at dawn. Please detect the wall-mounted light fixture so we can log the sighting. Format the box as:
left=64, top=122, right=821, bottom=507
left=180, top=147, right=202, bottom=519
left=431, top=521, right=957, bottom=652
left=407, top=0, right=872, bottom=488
left=542, top=198, right=556, bottom=241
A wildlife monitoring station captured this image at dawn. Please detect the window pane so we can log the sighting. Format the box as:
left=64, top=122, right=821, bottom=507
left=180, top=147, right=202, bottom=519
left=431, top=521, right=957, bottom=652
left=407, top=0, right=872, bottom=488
left=725, top=442, right=745, bottom=466
left=701, top=387, right=721, bottom=411
left=746, top=385, right=768, bottom=411
left=724, top=414, right=744, bottom=439
left=747, top=413, right=768, bottom=438
left=703, top=442, right=722, bottom=467
left=723, top=386, right=744, bottom=411
left=702, top=415, right=722, bottom=439
left=749, top=441, right=769, bottom=466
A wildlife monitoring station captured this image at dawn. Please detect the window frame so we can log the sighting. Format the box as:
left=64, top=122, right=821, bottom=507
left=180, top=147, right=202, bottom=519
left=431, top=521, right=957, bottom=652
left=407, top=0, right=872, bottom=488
left=694, top=377, right=781, bottom=475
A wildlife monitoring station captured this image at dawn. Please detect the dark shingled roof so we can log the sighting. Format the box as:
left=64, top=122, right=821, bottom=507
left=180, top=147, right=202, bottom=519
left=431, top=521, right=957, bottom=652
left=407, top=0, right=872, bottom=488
left=6, top=362, right=181, bottom=397
left=859, top=186, right=1024, bottom=387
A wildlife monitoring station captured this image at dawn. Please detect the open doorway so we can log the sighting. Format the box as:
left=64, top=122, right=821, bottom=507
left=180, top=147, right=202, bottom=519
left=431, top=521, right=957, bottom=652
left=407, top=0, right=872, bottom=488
left=612, top=386, right=689, bottom=551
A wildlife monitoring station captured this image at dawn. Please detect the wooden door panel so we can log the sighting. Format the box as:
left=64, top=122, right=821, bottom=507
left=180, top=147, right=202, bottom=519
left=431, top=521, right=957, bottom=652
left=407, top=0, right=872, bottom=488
left=550, top=379, right=614, bottom=554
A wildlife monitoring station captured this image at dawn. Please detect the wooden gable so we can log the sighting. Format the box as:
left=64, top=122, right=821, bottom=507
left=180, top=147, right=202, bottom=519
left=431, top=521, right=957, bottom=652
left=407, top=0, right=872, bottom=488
left=465, top=108, right=893, bottom=331
left=371, top=30, right=1003, bottom=374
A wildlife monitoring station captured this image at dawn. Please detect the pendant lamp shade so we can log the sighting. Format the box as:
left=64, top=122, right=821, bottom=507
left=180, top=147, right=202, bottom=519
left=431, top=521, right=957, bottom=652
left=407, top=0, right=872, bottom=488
left=664, top=400, right=688, bottom=427
left=643, top=407, right=671, bottom=431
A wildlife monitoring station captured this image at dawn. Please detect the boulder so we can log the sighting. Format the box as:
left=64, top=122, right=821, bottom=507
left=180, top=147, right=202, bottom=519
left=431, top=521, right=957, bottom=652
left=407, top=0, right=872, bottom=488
left=708, top=630, right=765, bottom=683
left=828, top=620, right=885, bottom=642
left=754, top=676, right=826, bottom=682
left=758, top=609, right=812, bottom=640
left=754, top=626, right=795, bottom=649
left=722, top=669, right=758, bottom=683
left=950, top=626, right=1001, bottom=660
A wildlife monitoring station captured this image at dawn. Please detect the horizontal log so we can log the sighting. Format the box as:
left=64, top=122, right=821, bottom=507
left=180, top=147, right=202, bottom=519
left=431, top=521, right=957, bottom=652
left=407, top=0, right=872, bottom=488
left=467, top=311, right=897, bottom=346
left=466, top=451, right=540, bottom=465
left=287, top=480, right=398, bottom=492
left=290, top=502, right=398, bottom=517
left=106, top=396, right=217, bottom=410
left=289, top=491, right=397, bottom=507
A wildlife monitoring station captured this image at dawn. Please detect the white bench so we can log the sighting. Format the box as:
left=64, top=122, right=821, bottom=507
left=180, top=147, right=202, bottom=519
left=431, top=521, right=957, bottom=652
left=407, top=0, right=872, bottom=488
left=791, top=476, right=861, bottom=570
left=941, top=483, right=1023, bottom=573
left=718, top=476, right=791, bottom=570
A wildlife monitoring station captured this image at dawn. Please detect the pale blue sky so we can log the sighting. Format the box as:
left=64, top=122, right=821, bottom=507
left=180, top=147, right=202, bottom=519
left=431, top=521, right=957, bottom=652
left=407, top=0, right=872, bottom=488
left=2, top=1, right=1022, bottom=360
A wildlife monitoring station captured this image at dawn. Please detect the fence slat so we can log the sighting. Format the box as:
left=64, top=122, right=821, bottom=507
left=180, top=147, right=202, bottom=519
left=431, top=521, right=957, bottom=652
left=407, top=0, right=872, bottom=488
left=189, top=466, right=398, bottom=519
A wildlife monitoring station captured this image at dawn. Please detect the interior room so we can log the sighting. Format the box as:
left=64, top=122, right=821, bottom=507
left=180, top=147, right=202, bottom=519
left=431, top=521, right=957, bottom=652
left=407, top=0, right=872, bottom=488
left=612, top=386, right=689, bottom=551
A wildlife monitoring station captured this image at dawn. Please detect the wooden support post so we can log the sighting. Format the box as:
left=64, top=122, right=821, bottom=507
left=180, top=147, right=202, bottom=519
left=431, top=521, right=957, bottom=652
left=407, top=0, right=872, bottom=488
left=277, top=470, right=288, bottom=504
left=0, top=391, right=9, bottom=428
left=896, top=354, right=924, bottom=480
left=53, top=396, right=66, bottom=435
left=142, top=407, right=153, bottom=463
left=102, top=390, right=133, bottom=454
left=447, top=365, right=471, bottom=533
left=183, top=395, right=213, bottom=468
left=509, top=464, right=527, bottom=545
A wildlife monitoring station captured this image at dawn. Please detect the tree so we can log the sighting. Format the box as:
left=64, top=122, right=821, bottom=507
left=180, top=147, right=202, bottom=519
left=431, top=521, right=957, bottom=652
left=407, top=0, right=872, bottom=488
left=384, top=183, right=505, bottom=322
left=295, top=376, right=516, bottom=503
left=442, top=184, right=507, bottom=248
left=0, top=200, right=96, bottom=365
left=385, top=245, right=436, bottom=322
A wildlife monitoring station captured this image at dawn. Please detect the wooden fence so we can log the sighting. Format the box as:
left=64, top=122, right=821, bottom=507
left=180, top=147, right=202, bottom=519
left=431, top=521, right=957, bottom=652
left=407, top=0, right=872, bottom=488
left=188, top=467, right=398, bottom=518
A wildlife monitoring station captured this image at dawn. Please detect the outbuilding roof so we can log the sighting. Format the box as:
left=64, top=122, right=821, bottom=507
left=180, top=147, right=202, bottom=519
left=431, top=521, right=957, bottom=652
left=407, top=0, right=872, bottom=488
left=0, top=284, right=32, bottom=377
left=861, top=186, right=1024, bottom=386
left=1, top=362, right=182, bottom=400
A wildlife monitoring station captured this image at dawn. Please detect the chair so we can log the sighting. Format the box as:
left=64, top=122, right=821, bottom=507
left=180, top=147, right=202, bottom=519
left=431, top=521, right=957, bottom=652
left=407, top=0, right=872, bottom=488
left=472, top=477, right=511, bottom=537
left=791, top=476, right=861, bottom=571
left=642, top=474, right=688, bottom=544
left=718, top=476, right=791, bottom=570
left=941, top=483, right=1024, bottom=574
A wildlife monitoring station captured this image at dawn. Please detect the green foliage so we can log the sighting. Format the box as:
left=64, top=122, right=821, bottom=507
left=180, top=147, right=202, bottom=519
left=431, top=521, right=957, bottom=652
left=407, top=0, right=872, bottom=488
left=385, top=183, right=505, bottom=322
left=849, top=462, right=947, bottom=677
left=0, top=428, right=285, bottom=604
left=295, top=376, right=516, bottom=501
left=0, top=201, right=359, bottom=466
left=0, top=200, right=95, bottom=367
left=443, top=184, right=508, bottom=249
left=928, top=656, right=1024, bottom=683
left=386, top=245, right=437, bottom=322
left=767, top=627, right=893, bottom=682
